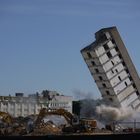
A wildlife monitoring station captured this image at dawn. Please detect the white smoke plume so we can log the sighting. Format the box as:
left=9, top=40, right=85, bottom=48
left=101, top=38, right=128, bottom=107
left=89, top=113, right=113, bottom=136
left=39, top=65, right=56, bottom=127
left=96, top=105, right=134, bottom=123
left=73, top=90, right=140, bottom=127
left=80, top=99, right=137, bottom=123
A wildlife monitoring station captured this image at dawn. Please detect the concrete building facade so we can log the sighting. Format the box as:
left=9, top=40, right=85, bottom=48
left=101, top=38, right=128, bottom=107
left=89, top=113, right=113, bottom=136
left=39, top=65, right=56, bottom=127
left=81, top=26, right=140, bottom=111
left=0, top=90, right=72, bottom=117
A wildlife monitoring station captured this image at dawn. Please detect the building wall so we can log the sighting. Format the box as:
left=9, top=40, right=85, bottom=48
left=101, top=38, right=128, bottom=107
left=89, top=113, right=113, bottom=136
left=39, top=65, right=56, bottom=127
left=0, top=93, right=73, bottom=117
left=110, top=28, right=140, bottom=94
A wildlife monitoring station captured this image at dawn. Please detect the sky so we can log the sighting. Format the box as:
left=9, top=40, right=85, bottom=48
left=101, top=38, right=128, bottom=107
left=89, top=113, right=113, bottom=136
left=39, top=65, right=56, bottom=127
left=0, top=0, right=140, bottom=99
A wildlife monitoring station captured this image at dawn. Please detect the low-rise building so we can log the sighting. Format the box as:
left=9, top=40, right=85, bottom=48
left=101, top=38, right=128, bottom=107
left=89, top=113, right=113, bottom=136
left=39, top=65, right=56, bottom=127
left=0, top=90, right=72, bottom=117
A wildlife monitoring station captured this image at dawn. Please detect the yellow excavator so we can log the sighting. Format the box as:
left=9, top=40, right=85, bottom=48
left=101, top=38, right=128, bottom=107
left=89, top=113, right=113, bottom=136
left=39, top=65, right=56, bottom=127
left=0, top=111, right=14, bottom=135
left=34, top=108, right=97, bottom=133
left=0, top=111, right=27, bottom=135
left=0, top=111, right=14, bottom=125
left=34, top=108, right=78, bottom=127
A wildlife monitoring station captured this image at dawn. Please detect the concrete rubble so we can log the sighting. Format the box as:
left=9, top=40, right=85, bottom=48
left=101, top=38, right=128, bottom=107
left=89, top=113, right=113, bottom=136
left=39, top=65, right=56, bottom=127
left=1, top=108, right=139, bottom=136
left=0, top=108, right=99, bottom=136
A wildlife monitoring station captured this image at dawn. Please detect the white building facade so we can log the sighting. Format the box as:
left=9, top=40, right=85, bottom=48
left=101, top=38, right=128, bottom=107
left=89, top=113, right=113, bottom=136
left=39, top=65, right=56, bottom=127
left=81, top=27, right=140, bottom=111
left=0, top=91, right=73, bottom=117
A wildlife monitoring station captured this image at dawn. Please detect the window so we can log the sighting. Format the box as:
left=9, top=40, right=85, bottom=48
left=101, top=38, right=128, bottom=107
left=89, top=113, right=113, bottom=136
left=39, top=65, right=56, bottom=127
left=95, top=68, right=99, bottom=73
left=129, top=76, right=133, bottom=81
left=118, top=54, right=122, bottom=59
left=115, top=69, right=118, bottom=73
left=99, top=76, right=103, bottom=80
left=136, top=91, right=140, bottom=96
left=106, top=51, right=112, bottom=58
left=87, top=52, right=92, bottom=58
left=124, top=81, right=128, bottom=87
left=102, top=83, right=106, bottom=88
left=111, top=38, right=115, bottom=44
left=3, top=102, right=7, bottom=106
left=133, top=83, right=136, bottom=88
left=111, top=69, right=114, bottom=74
left=91, top=61, right=95, bottom=66
left=100, top=34, right=107, bottom=40
left=118, top=76, right=121, bottom=81
left=111, top=60, right=114, bottom=65
left=126, top=69, right=129, bottom=74
left=106, top=90, right=110, bottom=95
left=122, top=61, right=126, bottom=67
left=24, top=108, right=28, bottom=112
left=103, top=44, right=109, bottom=51
left=109, top=98, right=113, bottom=102
left=115, top=47, right=119, bottom=52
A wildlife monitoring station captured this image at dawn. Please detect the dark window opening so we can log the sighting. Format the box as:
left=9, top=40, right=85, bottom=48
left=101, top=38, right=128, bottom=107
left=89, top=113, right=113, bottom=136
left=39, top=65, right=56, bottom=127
left=99, top=76, right=103, bottom=81
left=111, top=61, right=114, bottom=65
left=103, top=44, right=109, bottom=51
left=101, top=34, right=107, bottom=41
left=115, top=69, right=118, bottom=73
left=122, top=61, right=126, bottom=67
left=102, top=83, right=106, bottom=88
left=133, top=83, right=136, bottom=88
left=111, top=69, right=114, bottom=74
left=129, top=76, right=133, bottom=81
left=115, top=47, right=119, bottom=52
left=107, top=51, right=112, bottom=58
left=91, top=61, right=95, bottom=66
left=126, top=69, right=129, bottom=74
left=106, top=90, right=110, bottom=95
left=118, top=54, right=122, bottom=59
left=118, top=76, right=121, bottom=81
left=95, top=68, right=99, bottom=73
left=109, top=98, right=113, bottom=102
left=124, top=81, right=128, bottom=87
left=111, top=38, right=115, bottom=44
left=136, top=91, right=140, bottom=96
left=87, top=52, right=92, bottom=58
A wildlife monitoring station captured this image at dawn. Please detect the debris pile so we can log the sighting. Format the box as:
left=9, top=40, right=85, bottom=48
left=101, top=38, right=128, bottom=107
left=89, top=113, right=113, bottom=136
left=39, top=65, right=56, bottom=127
left=0, top=109, right=72, bottom=136
left=1, top=108, right=139, bottom=136
left=26, top=121, right=61, bottom=136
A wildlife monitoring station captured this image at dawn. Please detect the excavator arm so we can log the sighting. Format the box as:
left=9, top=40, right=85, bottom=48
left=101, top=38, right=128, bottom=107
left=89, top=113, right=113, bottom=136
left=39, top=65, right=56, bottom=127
left=34, top=108, right=76, bottom=127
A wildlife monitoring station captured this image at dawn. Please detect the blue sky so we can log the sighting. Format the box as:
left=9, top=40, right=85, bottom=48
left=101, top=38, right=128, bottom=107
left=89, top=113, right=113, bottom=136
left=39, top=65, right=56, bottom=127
left=0, top=0, right=140, bottom=99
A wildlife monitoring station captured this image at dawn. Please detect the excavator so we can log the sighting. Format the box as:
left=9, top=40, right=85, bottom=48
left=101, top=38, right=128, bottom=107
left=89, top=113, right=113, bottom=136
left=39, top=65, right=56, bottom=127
left=0, top=109, right=97, bottom=135
left=0, top=111, right=27, bottom=135
left=0, top=111, right=14, bottom=135
left=34, top=108, right=77, bottom=127
left=0, top=111, right=14, bottom=126
left=33, top=108, right=97, bottom=133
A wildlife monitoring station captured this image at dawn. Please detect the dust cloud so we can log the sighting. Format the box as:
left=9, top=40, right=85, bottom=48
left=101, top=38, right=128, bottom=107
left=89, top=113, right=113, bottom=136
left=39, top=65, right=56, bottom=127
left=73, top=90, right=140, bottom=125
